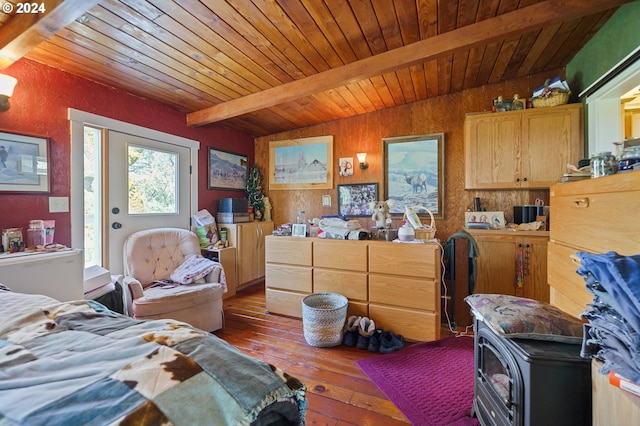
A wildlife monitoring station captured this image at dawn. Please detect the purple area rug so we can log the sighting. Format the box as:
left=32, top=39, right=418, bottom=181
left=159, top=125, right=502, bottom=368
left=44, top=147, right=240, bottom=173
left=357, top=336, right=479, bottom=426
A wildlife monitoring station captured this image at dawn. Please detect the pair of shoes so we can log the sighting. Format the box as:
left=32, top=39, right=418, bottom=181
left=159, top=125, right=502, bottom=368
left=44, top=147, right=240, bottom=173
left=367, top=329, right=383, bottom=352
left=356, top=317, right=376, bottom=349
left=342, top=315, right=360, bottom=347
left=379, top=331, right=404, bottom=353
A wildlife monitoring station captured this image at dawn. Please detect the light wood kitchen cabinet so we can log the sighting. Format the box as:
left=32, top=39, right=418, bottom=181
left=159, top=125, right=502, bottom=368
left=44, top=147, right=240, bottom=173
left=467, top=230, right=549, bottom=303
left=465, top=103, right=583, bottom=189
left=220, top=221, right=273, bottom=289
left=265, top=236, right=441, bottom=342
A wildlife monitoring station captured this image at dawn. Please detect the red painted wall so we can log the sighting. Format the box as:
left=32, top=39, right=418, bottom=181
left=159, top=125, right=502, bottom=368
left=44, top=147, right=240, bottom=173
left=0, top=59, right=253, bottom=247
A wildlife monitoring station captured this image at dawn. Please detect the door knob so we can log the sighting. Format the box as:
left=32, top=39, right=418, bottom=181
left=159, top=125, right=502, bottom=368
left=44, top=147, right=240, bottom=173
left=112, top=222, right=122, bottom=229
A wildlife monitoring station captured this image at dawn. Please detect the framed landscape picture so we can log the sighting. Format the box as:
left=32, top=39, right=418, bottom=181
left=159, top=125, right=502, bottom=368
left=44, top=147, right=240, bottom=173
left=269, top=135, right=333, bottom=190
left=208, top=147, right=248, bottom=190
left=0, top=131, right=50, bottom=193
left=383, top=133, right=444, bottom=219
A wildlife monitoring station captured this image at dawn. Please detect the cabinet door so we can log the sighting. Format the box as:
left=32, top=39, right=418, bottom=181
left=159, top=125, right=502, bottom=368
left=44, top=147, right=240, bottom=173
left=518, top=236, right=549, bottom=302
left=473, top=235, right=518, bottom=295
left=235, top=224, right=254, bottom=285
left=237, top=222, right=273, bottom=285
left=472, top=232, right=549, bottom=302
left=465, top=113, right=520, bottom=189
left=521, top=104, right=583, bottom=188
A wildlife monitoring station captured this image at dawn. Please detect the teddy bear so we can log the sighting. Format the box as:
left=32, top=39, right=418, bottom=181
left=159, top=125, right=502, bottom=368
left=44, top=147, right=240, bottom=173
left=369, top=199, right=394, bottom=228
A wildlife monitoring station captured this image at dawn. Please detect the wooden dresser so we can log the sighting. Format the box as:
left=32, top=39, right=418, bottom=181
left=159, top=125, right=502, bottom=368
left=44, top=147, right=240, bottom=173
left=548, top=170, right=640, bottom=425
left=264, top=236, right=441, bottom=342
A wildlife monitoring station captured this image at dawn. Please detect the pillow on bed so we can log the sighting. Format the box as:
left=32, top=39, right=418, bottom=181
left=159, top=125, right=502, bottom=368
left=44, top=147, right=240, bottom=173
left=465, top=294, right=584, bottom=344
left=0, top=283, right=12, bottom=292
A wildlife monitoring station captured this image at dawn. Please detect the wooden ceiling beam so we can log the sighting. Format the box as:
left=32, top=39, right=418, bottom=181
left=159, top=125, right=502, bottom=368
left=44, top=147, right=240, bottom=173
left=188, top=0, right=632, bottom=126
left=0, top=0, right=102, bottom=69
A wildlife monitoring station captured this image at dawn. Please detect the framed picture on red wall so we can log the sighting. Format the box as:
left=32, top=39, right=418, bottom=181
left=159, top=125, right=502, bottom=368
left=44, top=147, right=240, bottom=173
left=0, top=130, right=50, bottom=193
left=208, top=147, right=248, bottom=190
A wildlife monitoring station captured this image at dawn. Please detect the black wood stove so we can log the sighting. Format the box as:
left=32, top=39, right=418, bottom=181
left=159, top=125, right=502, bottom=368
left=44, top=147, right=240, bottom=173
left=473, top=318, right=592, bottom=426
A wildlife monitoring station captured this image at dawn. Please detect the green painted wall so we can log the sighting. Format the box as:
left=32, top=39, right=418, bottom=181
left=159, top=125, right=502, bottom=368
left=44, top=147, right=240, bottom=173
left=566, top=1, right=640, bottom=96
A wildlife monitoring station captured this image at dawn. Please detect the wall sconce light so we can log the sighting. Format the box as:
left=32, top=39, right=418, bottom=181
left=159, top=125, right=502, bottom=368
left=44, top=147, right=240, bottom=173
left=0, top=74, right=18, bottom=111
left=356, top=152, right=368, bottom=170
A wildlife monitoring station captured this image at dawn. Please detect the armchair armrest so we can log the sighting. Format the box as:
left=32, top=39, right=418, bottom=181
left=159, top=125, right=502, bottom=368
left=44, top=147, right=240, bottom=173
left=122, top=276, right=144, bottom=316
left=205, top=262, right=227, bottom=293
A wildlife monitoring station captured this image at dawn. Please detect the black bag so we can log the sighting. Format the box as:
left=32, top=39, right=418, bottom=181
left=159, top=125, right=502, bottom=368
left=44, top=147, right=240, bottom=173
left=93, top=281, right=124, bottom=314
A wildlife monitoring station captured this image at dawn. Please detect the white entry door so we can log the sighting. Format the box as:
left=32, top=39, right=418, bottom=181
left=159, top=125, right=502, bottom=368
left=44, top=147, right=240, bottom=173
left=107, top=131, right=193, bottom=274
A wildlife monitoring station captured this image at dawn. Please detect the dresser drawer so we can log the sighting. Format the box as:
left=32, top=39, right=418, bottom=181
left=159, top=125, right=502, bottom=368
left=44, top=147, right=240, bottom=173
left=266, top=289, right=304, bottom=318
left=547, top=242, right=592, bottom=317
left=265, top=237, right=312, bottom=266
left=313, top=239, right=368, bottom=271
left=368, top=304, right=439, bottom=342
left=369, top=242, right=439, bottom=278
left=369, top=274, right=438, bottom=311
left=550, top=174, right=640, bottom=254
left=265, top=264, right=312, bottom=292
left=313, top=269, right=367, bottom=300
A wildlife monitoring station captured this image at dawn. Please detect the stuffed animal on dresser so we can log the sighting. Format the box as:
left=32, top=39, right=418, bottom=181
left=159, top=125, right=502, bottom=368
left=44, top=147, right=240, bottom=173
left=369, top=199, right=394, bottom=228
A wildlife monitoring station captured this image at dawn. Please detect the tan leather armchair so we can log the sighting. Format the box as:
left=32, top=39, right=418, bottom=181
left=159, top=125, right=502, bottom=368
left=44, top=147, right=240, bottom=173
left=122, top=227, right=225, bottom=332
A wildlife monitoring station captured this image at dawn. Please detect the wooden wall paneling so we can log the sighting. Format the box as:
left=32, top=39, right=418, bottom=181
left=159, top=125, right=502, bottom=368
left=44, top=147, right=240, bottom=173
left=255, top=68, right=565, bottom=241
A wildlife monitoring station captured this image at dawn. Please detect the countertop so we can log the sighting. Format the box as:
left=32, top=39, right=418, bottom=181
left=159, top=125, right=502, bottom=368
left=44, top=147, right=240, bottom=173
left=465, top=229, right=549, bottom=237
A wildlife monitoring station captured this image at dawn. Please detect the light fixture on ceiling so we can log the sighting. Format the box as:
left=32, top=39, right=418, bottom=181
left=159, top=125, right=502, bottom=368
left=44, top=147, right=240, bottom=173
left=0, top=74, right=18, bottom=111
left=356, top=152, right=368, bottom=170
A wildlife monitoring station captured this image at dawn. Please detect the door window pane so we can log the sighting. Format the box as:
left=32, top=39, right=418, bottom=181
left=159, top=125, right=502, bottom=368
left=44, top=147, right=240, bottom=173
left=84, top=126, right=102, bottom=267
left=127, top=144, right=178, bottom=214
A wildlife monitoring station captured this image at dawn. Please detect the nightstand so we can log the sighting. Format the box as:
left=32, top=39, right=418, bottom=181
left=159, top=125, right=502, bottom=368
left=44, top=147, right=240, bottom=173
left=202, top=246, right=237, bottom=299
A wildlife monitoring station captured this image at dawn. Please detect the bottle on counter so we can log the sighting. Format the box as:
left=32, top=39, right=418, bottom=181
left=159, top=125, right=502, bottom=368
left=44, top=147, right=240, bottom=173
left=590, top=152, right=616, bottom=178
left=27, top=220, right=46, bottom=248
left=296, top=210, right=307, bottom=235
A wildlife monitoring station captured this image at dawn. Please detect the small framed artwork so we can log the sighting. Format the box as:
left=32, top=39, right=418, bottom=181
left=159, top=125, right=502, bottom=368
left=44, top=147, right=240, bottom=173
left=0, top=130, right=50, bottom=193
left=208, top=147, right=248, bottom=190
left=338, top=182, right=378, bottom=217
left=291, top=223, right=307, bottom=238
left=338, top=157, right=354, bottom=176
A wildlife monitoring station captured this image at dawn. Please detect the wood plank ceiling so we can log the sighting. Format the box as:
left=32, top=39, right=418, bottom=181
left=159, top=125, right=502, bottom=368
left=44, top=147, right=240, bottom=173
left=0, top=0, right=632, bottom=136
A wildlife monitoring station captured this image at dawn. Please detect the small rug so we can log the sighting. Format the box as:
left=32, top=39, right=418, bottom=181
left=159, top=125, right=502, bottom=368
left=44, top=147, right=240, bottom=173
left=356, top=335, right=479, bottom=426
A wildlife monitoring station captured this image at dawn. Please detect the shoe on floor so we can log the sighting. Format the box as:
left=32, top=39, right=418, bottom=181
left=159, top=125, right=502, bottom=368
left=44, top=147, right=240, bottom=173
left=367, top=329, right=383, bottom=352
left=344, top=315, right=361, bottom=332
left=358, top=317, right=375, bottom=336
left=379, top=331, right=404, bottom=353
left=356, top=317, right=376, bottom=350
left=343, top=330, right=358, bottom=347
left=342, top=315, right=361, bottom=346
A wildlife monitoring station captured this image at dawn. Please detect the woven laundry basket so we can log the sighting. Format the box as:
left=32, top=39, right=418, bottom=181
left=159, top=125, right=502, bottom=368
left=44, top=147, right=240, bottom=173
left=302, top=292, right=348, bottom=347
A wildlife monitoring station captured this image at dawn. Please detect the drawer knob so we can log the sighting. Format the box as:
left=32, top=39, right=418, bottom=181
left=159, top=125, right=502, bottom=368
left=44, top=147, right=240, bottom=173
left=573, top=198, right=589, bottom=207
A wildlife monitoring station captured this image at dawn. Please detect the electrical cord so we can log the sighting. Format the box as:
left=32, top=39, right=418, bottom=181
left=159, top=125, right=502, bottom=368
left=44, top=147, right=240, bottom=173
left=435, top=240, right=474, bottom=337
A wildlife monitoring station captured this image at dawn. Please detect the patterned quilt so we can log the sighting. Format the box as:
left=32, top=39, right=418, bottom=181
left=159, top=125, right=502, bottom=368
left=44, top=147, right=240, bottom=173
left=0, top=299, right=306, bottom=426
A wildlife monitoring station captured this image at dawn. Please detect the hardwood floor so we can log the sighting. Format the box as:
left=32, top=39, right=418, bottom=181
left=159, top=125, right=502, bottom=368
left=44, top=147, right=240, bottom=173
left=214, top=282, right=460, bottom=425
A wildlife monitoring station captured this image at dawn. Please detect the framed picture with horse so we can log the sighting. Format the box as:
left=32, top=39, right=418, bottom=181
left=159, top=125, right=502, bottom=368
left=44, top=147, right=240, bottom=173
left=383, top=133, right=444, bottom=220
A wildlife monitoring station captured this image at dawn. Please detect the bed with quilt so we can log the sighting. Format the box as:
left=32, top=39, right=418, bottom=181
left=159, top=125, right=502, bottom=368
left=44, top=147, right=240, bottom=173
left=0, top=285, right=307, bottom=425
